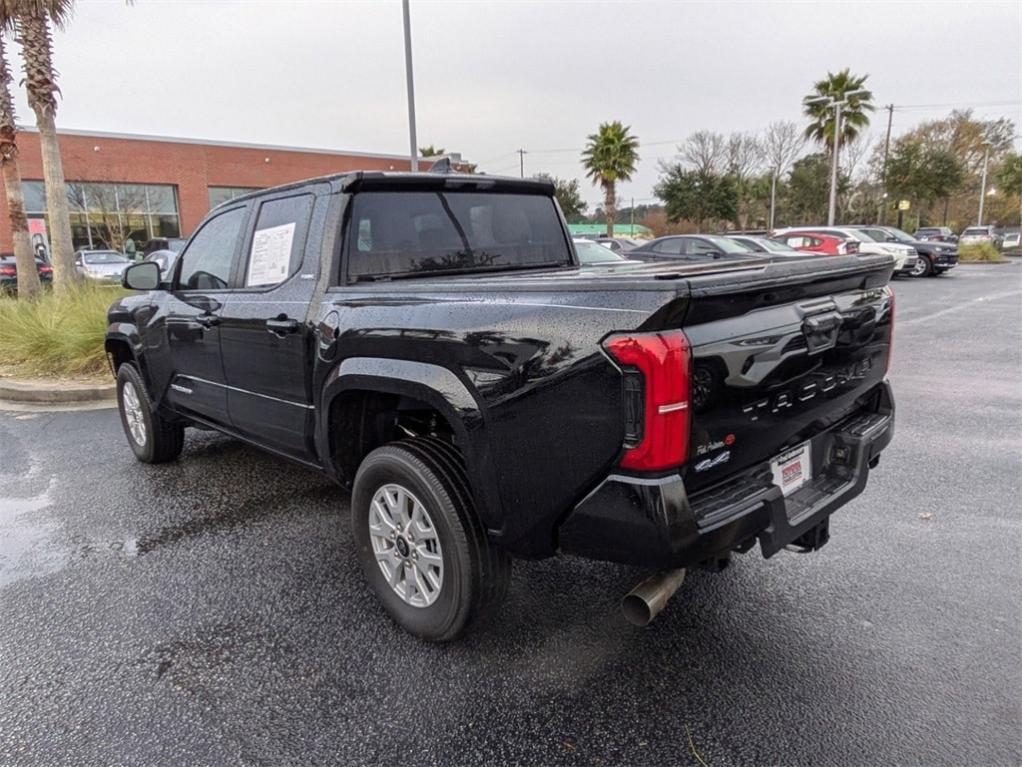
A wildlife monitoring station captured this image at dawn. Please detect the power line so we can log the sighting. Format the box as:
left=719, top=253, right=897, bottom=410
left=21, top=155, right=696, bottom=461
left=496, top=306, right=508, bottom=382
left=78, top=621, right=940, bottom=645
left=891, top=99, right=1017, bottom=110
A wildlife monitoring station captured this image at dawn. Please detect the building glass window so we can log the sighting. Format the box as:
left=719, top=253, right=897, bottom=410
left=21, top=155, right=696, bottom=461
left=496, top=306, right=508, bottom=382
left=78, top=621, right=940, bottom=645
left=22, top=180, right=180, bottom=253
left=208, top=186, right=259, bottom=209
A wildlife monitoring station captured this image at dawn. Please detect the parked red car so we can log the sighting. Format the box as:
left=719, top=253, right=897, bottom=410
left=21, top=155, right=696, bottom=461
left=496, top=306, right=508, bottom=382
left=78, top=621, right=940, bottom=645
left=0, top=254, right=54, bottom=293
left=771, top=230, right=860, bottom=256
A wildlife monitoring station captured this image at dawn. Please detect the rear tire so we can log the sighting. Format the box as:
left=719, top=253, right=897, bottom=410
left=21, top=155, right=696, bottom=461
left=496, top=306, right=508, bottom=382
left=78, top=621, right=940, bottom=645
left=116, top=364, right=184, bottom=464
left=351, top=438, right=510, bottom=641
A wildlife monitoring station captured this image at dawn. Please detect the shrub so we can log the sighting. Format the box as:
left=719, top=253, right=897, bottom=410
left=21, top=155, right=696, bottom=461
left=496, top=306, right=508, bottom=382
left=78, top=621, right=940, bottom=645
left=0, top=284, right=125, bottom=377
left=957, top=242, right=1006, bottom=263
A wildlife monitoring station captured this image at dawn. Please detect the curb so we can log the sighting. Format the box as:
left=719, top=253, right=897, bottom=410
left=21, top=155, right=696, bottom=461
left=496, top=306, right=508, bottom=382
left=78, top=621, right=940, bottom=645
left=0, top=378, right=116, bottom=404
left=957, top=260, right=1019, bottom=266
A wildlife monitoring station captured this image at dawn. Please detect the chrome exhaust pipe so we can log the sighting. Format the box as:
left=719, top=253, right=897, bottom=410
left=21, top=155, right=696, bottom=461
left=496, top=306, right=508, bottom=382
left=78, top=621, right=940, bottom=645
left=621, top=569, right=686, bottom=627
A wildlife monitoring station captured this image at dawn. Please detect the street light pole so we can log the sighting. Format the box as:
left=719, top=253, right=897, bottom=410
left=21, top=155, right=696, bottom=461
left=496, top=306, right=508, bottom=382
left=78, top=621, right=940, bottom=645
left=827, top=100, right=843, bottom=226
left=977, top=145, right=989, bottom=226
left=401, top=0, right=418, bottom=172
left=769, top=170, right=777, bottom=230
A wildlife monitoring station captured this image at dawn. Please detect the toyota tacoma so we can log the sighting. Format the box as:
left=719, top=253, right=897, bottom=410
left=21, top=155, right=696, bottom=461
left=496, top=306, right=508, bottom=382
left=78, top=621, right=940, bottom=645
left=106, top=172, right=895, bottom=640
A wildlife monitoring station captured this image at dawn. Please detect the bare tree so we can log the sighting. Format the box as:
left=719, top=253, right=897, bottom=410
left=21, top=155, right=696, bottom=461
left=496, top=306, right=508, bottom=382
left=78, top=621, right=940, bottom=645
left=65, top=182, right=149, bottom=252
left=679, top=130, right=725, bottom=175
left=841, top=134, right=873, bottom=182
left=762, top=120, right=806, bottom=228
left=726, top=132, right=763, bottom=182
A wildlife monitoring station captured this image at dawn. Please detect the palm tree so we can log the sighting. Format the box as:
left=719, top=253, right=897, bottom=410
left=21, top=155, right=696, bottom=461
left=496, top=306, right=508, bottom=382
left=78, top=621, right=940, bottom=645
left=0, top=0, right=79, bottom=292
left=0, top=31, right=40, bottom=298
left=582, top=121, right=639, bottom=236
left=803, top=69, right=875, bottom=150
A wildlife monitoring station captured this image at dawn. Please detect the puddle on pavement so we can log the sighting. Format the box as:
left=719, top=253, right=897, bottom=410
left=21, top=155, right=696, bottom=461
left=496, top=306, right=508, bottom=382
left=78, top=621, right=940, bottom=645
left=0, top=489, right=141, bottom=588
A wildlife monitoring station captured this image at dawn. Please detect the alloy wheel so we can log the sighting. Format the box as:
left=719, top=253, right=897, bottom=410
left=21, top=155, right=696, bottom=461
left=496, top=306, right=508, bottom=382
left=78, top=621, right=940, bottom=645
left=368, top=483, right=444, bottom=608
left=121, top=381, right=147, bottom=447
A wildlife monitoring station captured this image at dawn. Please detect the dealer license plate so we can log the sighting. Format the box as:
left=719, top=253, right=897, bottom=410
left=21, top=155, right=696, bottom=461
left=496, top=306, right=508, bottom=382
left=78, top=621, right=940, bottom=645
left=771, top=441, right=812, bottom=497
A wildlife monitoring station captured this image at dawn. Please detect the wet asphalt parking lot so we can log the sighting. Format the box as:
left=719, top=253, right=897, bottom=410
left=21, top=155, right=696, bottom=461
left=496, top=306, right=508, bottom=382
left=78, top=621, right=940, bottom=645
left=1, top=264, right=1020, bottom=767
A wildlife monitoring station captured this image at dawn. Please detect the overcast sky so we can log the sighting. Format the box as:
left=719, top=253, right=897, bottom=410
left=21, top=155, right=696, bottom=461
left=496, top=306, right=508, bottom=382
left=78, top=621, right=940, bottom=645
left=9, top=0, right=1022, bottom=207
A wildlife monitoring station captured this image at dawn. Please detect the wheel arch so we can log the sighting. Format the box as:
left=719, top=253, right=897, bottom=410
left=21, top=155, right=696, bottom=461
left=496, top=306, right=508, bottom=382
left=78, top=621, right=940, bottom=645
left=318, top=357, right=501, bottom=532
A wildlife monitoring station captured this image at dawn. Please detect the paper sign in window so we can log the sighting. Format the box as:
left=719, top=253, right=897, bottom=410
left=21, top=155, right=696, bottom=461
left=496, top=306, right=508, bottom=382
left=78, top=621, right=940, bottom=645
left=247, top=222, right=295, bottom=287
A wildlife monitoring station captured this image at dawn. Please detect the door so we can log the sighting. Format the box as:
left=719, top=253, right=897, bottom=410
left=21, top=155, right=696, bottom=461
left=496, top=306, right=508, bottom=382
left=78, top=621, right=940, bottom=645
left=218, top=193, right=318, bottom=458
left=162, top=205, right=248, bottom=425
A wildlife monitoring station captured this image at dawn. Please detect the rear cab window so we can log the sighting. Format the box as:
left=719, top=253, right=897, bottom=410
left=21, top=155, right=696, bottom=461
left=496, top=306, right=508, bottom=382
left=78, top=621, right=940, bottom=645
left=345, top=191, right=571, bottom=282
left=242, top=194, right=314, bottom=288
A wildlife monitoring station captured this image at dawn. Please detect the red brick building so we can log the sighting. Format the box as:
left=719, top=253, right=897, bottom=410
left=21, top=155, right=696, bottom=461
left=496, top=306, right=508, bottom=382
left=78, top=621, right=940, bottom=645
left=0, top=128, right=434, bottom=253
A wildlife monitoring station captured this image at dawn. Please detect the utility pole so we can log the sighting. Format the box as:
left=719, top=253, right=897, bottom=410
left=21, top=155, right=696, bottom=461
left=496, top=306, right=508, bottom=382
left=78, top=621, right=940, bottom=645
left=516, top=149, right=527, bottom=178
left=827, top=100, right=843, bottom=226
left=977, top=145, right=990, bottom=226
left=401, top=0, right=418, bottom=171
left=879, top=104, right=894, bottom=224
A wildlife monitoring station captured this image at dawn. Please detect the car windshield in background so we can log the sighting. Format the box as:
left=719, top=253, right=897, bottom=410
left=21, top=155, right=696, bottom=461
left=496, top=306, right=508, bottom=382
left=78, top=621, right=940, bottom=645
left=962, top=228, right=988, bottom=236
left=881, top=228, right=916, bottom=243
left=84, top=252, right=130, bottom=264
left=702, top=235, right=753, bottom=254
left=574, top=240, right=625, bottom=264
left=347, top=191, right=571, bottom=281
left=740, top=237, right=792, bottom=253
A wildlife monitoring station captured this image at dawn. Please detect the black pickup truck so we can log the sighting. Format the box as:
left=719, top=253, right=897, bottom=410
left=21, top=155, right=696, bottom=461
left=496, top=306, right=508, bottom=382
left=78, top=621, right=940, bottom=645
left=106, top=172, right=895, bottom=640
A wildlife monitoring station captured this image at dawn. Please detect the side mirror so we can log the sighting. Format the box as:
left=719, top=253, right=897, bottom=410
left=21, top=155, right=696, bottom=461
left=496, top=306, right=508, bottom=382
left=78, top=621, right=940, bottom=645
left=123, top=261, right=161, bottom=291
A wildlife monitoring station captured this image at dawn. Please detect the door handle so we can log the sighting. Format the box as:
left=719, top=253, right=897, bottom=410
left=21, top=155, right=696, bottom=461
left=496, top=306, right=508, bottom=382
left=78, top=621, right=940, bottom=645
left=266, top=316, right=300, bottom=335
left=197, top=314, right=220, bottom=328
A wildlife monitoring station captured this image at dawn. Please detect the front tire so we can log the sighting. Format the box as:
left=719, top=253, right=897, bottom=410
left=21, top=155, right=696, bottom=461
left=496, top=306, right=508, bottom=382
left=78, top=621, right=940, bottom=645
left=910, top=256, right=933, bottom=277
left=116, top=364, right=184, bottom=463
left=352, top=438, right=510, bottom=641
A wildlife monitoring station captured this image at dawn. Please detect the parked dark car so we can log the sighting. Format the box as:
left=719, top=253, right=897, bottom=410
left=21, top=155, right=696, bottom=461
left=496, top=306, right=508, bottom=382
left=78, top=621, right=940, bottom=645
left=627, top=234, right=760, bottom=262
left=107, top=172, right=896, bottom=640
left=141, top=237, right=188, bottom=257
left=850, top=225, right=958, bottom=277
left=914, top=226, right=957, bottom=243
left=0, top=254, right=53, bottom=293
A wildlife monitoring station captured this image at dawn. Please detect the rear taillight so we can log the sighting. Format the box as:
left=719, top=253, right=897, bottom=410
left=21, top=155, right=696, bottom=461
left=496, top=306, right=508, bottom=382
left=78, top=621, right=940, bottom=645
left=38, top=266, right=52, bottom=274
left=0, top=266, right=15, bottom=276
left=883, top=286, right=895, bottom=373
left=602, top=330, right=691, bottom=471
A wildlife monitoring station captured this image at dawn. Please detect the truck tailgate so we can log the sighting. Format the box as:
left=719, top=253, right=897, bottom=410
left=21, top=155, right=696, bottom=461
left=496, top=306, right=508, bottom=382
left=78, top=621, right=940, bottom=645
left=670, top=254, right=894, bottom=494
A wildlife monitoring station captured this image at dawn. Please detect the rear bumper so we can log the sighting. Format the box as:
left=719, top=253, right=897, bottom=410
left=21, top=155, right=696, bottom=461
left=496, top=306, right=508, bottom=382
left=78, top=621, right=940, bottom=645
left=558, top=381, right=895, bottom=569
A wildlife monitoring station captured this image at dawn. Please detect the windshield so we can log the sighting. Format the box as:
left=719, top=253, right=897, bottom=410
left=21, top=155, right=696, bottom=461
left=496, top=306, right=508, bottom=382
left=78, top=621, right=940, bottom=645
left=962, top=228, right=988, bottom=235
left=83, top=252, right=129, bottom=264
left=347, top=191, right=571, bottom=281
left=879, top=227, right=915, bottom=243
left=700, top=235, right=753, bottom=254
left=574, top=240, right=625, bottom=264
left=754, top=237, right=795, bottom=253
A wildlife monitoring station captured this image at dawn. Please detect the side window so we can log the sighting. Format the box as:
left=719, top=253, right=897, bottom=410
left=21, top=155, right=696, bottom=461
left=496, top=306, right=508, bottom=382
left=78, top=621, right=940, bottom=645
left=177, top=207, right=246, bottom=290
left=652, top=238, right=684, bottom=255
left=243, top=194, right=314, bottom=288
left=688, top=239, right=719, bottom=256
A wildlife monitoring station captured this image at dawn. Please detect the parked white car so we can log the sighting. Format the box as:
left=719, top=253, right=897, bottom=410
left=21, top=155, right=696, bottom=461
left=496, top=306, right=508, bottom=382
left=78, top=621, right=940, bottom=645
left=959, top=226, right=1004, bottom=249
left=773, top=226, right=917, bottom=273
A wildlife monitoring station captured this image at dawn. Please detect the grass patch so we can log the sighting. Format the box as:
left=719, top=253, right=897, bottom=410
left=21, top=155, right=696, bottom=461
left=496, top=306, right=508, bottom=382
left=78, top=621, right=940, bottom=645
left=0, top=284, right=126, bottom=377
left=957, top=243, right=1008, bottom=263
